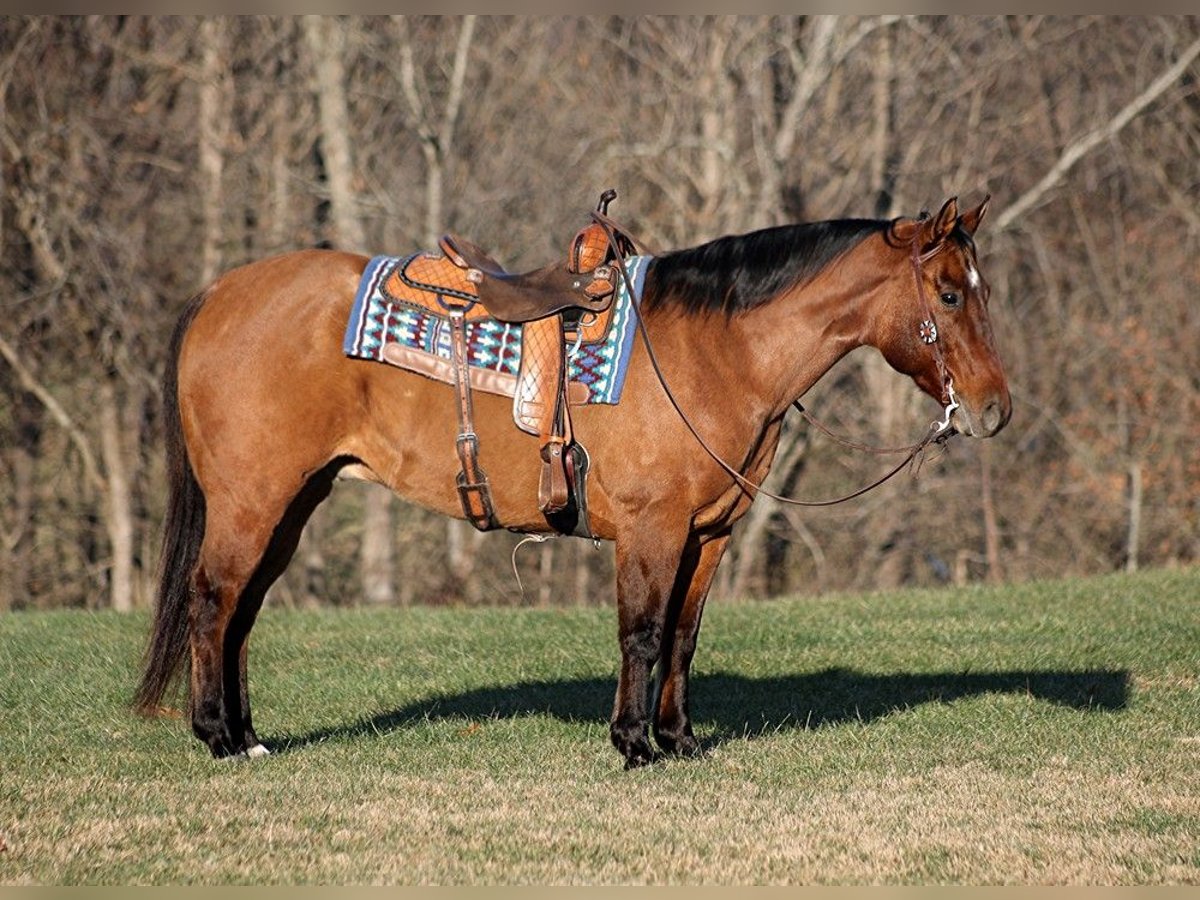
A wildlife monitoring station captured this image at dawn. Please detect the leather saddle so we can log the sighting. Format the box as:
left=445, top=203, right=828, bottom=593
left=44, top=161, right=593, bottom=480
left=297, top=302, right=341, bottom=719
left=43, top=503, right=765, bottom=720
left=396, top=190, right=637, bottom=536
left=437, top=233, right=616, bottom=323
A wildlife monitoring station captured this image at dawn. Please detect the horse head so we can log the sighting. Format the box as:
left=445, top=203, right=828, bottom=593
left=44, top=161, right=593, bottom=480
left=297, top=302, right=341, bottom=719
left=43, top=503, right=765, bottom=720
left=880, top=197, right=1011, bottom=438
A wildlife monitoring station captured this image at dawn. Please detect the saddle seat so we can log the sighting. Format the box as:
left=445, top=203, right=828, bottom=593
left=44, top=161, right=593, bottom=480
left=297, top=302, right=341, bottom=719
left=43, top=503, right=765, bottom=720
left=386, top=229, right=618, bottom=325
left=437, top=233, right=616, bottom=323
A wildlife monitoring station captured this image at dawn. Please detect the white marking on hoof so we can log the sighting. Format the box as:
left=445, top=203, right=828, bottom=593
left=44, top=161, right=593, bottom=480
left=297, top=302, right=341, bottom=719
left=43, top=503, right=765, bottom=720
left=246, top=743, right=271, bottom=759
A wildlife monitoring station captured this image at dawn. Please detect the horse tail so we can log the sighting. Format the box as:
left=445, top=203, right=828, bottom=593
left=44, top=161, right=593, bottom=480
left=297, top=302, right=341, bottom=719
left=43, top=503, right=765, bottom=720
left=134, top=292, right=208, bottom=716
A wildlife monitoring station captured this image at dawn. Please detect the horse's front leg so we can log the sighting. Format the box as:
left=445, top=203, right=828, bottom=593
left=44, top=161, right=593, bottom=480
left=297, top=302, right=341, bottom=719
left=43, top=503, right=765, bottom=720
left=653, top=531, right=731, bottom=757
left=610, top=525, right=689, bottom=768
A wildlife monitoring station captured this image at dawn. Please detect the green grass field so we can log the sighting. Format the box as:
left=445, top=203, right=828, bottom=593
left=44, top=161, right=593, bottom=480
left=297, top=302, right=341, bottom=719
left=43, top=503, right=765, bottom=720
left=2, top=567, right=1198, bottom=885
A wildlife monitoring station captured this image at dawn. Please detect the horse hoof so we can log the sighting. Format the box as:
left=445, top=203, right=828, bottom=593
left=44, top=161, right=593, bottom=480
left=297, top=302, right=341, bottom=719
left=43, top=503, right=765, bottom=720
left=658, top=733, right=701, bottom=758
left=619, top=739, right=658, bottom=769
left=214, top=744, right=269, bottom=762
left=623, top=750, right=657, bottom=770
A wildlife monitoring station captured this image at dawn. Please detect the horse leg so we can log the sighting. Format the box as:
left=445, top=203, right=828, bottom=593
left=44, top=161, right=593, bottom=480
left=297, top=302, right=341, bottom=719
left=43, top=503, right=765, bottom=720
left=226, top=462, right=341, bottom=756
left=652, top=531, right=731, bottom=757
left=189, top=477, right=323, bottom=758
left=189, top=522, right=268, bottom=758
left=610, top=524, right=689, bottom=768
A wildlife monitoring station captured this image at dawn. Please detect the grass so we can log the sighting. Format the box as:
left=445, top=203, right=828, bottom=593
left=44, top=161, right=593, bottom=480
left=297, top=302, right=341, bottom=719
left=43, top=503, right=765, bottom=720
left=1, top=567, right=1198, bottom=884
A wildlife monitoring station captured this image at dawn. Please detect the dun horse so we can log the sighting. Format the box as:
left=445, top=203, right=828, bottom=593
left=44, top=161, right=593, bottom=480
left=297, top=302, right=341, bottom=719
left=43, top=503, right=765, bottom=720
left=135, top=196, right=1010, bottom=767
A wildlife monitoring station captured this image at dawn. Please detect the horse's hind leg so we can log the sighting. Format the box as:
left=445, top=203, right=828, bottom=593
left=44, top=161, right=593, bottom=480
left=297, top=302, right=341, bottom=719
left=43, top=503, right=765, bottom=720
left=189, top=523, right=267, bottom=758
left=190, top=466, right=337, bottom=758
left=189, top=502, right=281, bottom=758
left=225, top=462, right=341, bottom=756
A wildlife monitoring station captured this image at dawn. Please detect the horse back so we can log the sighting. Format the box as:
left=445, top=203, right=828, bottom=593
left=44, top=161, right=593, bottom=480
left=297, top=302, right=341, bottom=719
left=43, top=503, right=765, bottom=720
left=176, top=250, right=554, bottom=528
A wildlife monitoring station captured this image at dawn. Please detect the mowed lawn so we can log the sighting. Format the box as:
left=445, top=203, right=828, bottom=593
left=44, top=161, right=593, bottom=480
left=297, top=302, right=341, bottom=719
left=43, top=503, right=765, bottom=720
left=2, top=567, right=1198, bottom=885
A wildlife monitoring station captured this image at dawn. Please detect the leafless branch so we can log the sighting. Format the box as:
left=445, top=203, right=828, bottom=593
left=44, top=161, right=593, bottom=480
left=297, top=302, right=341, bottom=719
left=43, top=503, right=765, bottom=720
left=995, top=36, right=1200, bottom=231
left=0, top=333, right=105, bottom=495
left=438, top=15, right=477, bottom=161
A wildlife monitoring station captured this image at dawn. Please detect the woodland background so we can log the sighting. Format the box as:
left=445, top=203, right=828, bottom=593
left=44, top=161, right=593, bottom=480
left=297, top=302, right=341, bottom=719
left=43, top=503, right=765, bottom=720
left=1, top=16, right=1197, bottom=612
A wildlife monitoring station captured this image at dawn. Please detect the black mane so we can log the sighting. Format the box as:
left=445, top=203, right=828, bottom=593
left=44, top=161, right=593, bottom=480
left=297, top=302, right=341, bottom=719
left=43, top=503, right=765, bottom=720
left=643, top=218, right=888, bottom=316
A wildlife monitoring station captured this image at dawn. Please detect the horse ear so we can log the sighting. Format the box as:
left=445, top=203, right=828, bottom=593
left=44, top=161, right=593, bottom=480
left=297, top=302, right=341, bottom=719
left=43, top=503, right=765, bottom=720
left=926, top=196, right=959, bottom=247
left=959, top=195, right=991, bottom=236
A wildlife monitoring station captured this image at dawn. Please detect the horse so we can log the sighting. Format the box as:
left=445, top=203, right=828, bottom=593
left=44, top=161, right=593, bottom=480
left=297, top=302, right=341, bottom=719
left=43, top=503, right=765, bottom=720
left=134, top=196, right=1010, bottom=768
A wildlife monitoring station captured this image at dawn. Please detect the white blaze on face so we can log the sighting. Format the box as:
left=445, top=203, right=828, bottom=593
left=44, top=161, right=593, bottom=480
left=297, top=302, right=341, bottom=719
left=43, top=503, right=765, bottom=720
left=966, top=262, right=981, bottom=292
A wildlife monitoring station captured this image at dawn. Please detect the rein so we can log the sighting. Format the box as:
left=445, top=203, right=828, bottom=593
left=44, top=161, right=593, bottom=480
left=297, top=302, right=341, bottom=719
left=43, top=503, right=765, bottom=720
left=593, top=212, right=958, bottom=508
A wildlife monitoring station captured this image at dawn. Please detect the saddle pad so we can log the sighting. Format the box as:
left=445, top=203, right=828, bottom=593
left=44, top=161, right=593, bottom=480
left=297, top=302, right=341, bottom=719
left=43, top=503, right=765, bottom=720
left=344, top=253, right=650, bottom=405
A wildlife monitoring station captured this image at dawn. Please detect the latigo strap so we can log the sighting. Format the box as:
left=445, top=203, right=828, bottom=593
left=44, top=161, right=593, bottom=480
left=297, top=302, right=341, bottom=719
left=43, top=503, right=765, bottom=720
left=448, top=308, right=498, bottom=530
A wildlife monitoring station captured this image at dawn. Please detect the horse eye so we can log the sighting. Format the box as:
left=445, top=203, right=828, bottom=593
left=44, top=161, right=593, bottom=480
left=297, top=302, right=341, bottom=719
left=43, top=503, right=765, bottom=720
left=939, top=291, right=961, bottom=309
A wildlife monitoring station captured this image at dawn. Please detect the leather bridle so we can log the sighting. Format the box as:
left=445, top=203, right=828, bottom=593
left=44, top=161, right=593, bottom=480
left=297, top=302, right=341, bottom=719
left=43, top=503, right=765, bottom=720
left=909, top=229, right=957, bottom=411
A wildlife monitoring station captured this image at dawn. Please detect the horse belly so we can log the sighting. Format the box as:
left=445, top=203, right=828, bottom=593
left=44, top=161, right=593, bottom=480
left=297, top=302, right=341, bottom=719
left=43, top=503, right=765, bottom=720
left=346, top=368, right=553, bottom=529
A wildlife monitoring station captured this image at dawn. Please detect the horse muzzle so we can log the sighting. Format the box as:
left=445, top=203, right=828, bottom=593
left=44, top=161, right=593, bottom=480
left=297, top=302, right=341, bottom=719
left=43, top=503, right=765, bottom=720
left=951, top=390, right=1011, bottom=438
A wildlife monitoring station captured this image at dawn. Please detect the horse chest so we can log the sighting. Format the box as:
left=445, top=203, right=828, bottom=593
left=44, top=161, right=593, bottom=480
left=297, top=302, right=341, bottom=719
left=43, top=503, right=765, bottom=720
left=691, top=482, right=755, bottom=532
left=690, top=424, right=783, bottom=532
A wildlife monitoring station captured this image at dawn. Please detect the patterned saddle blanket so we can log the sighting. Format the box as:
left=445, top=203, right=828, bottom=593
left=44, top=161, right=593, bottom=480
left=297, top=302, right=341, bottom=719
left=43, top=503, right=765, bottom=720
left=343, top=252, right=649, bottom=406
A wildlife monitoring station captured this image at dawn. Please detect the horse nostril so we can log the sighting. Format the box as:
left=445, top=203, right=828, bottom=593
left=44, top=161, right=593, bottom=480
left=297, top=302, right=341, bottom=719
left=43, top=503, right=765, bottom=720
left=981, top=400, right=1003, bottom=434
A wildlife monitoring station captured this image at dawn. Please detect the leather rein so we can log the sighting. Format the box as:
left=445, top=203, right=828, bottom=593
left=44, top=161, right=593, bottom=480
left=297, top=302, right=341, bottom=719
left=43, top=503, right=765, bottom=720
left=592, top=211, right=959, bottom=508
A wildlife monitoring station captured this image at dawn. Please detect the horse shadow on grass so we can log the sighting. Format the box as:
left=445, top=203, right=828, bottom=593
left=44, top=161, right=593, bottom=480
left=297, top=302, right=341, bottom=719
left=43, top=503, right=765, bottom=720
left=272, top=667, right=1128, bottom=755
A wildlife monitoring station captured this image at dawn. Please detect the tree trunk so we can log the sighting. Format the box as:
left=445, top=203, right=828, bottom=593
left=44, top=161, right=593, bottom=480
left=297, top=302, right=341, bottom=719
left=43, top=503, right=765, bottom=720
left=360, top=491, right=395, bottom=605
left=304, top=15, right=395, bottom=605
left=869, top=24, right=897, bottom=218
left=0, top=394, right=39, bottom=611
left=697, top=19, right=735, bottom=221
left=981, top=443, right=1002, bottom=584
left=1125, top=460, right=1142, bottom=573
left=538, top=541, right=555, bottom=607
left=197, top=17, right=228, bottom=285
left=123, top=377, right=151, bottom=609
left=267, top=65, right=296, bottom=251
left=99, top=379, right=133, bottom=612
left=574, top=539, right=593, bottom=605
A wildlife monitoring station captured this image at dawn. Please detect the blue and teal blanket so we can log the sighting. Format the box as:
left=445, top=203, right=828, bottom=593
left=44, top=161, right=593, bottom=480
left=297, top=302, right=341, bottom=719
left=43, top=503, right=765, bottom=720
left=344, top=254, right=649, bottom=405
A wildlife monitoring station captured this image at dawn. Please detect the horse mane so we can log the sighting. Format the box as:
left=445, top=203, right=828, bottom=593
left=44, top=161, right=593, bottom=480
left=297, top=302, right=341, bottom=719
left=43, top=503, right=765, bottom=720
left=643, top=218, right=889, bottom=316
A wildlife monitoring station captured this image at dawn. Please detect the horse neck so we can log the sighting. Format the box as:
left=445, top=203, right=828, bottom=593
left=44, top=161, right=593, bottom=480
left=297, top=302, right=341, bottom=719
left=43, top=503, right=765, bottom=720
left=731, top=237, right=895, bottom=416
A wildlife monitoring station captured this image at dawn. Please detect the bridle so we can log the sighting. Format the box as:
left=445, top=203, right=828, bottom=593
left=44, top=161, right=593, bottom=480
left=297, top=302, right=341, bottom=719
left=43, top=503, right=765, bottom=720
left=908, top=226, right=958, bottom=415
left=592, top=210, right=960, bottom=508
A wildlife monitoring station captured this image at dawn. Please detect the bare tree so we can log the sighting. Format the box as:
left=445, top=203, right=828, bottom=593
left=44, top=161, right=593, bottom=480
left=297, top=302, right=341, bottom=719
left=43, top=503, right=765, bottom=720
left=197, top=17, right=230, bottom=285
left=392, top=14, right=481, bottom=600
left=303, top=15, right=395, bottom=606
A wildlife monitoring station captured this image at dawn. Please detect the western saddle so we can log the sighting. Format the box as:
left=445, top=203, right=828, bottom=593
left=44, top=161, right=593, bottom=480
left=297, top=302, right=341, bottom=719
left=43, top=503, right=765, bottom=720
left=403, top=190, right=637, bottom=535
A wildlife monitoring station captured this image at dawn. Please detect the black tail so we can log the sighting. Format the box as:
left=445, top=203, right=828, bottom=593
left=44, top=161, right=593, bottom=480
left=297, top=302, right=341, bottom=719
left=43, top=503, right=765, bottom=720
left=134, top=293, right=208, bottom=715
